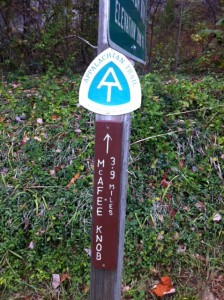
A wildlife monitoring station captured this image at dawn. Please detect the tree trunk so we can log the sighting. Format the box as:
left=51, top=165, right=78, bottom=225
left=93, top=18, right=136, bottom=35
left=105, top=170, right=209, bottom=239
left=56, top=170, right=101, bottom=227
left=174, top=0, right=184, bottom=71
left=148, top=0, right=163, bottom=72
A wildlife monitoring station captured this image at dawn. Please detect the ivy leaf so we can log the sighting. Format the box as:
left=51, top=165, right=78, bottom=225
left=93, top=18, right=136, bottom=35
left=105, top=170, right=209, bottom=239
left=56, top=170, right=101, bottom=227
left=216, top=18, right=224, bottom=26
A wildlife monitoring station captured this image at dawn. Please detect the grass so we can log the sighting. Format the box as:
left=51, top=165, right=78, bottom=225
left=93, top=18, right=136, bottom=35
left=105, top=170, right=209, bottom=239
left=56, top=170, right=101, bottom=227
left=0, top=72, right=223, bottom=299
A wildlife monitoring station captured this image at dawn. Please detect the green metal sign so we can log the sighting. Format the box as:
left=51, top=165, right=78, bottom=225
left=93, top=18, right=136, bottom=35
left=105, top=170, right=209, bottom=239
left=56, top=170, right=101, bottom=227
left=108, top=0, right=146, bottom=64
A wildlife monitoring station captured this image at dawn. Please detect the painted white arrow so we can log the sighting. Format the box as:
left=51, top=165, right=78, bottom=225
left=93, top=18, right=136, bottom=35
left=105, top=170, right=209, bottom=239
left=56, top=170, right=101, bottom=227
left=103, top=134, right=112, bottom=154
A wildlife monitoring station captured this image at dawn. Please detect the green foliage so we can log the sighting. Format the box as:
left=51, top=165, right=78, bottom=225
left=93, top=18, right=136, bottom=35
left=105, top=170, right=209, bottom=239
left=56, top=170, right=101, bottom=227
left=1, top=1, right=223, bottom=74
left=123, top=73, right=224, bottom=297
left=0, top=74, right=93, bottom=298
left=147, top=0, right=224, bottom=73
left=194, top=17, right=224, bottom=71
left=0, top=0, right=98, bottom=74
left=0, top=73, right=224, bottom=299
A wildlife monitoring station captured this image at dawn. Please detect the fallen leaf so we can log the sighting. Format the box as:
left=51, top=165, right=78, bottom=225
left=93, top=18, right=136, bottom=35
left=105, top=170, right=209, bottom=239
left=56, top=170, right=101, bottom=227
left=28, top=241, right=35, bottom=250
left=122, top=285, right=131, bottom=292
left=0, top=167, right=9, bottom=174
left=34, top=136, right=42, bottom=142
left=157, top=233, right=164, bottom=240
left=16, top=116, right=23, bottom=123
left=158, top=214, right=164, bottom=223
left=51, top=115, right=60, bottom=120
left=195, top=202, right=205, bottom=210
left=49, top=170, right=56, bottom=176
left=192, top=166, right=198, bottom=172
left=60, top=273, right=70, bottom=283
left=54, top=166, right=62, bottom=172
left=195, top=253, right=206, bottom=263
left=150, top=276, right=175, bottom=297
left=82, top=285, right=90, bottom=293
left=84, top=248, right=91, bottom=257
left=183, top=206, right=190, bottom=212
left=66, top=173, right=80, bottom=189
left=178, top=160, right=185, bottom=169
left=52, top=274, right=60, bottom=289
left=35, top=229, right=46, bottom=235
left=163, top=288, right=176, bottom=295
left=150, top=267, right=159, bottom=275
left=26, top=93, right=33, bottom=97
left=0, top=117, right=6, bottom=123
left=177, top=244, right=186, bottom=253
left=40, top=132, right=47, bottom=138
left=11, top=83, right=20, bottom=89
left=161, top=179, right=170, bottom=188
left=213, top=213, right=222, bottom=222
left=166, top=192, right=172, bottom=200
left=7, top=219, right=13, bottom=225
left=173, top=231, right=180, bottom=240
left=169, top=209, right=177, bottom=219
left=37, top=118, right=43, bottom=124
left=38, top=208, right=45, bottom=216
left=20, top=135, right=30, bottom=146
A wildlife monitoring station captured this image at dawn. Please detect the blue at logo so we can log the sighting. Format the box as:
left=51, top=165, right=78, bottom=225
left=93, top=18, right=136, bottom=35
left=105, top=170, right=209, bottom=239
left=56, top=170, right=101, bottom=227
left=88, top=62, right=130, bottom=106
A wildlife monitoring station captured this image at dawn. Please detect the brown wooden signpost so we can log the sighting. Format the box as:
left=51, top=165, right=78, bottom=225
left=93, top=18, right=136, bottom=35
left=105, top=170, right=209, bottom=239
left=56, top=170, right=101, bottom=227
left=90, top=114, right=131, bottom=300
left=79, top=0, right=146, bottom=299
left=92, top=120, right=123, bottom=270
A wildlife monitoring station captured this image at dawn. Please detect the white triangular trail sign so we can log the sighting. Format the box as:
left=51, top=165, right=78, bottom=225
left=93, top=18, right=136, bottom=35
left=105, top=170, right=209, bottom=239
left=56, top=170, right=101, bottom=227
left=79, top=48, right=141, bottom=115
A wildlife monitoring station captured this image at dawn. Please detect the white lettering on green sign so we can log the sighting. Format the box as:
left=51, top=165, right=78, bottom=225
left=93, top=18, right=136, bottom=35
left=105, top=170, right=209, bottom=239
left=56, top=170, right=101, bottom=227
left=114, top=0, right=145, bottom=49
left=115, top=0, right=136, bottom=40
left=131, top=0, right=146, bottom=25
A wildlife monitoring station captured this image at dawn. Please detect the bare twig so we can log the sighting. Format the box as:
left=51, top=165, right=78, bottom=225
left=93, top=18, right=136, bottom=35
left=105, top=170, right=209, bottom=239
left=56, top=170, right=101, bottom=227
left=64, top=35, right=97, bottom=49
left=24, top=186, right=65, bottom=189
left=131, top=129, right=186, bottom=145
left=165, top=105, right=224, bottom=117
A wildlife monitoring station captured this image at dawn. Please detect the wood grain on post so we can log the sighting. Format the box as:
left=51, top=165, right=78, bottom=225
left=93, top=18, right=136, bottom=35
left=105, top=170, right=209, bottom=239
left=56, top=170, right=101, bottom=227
left=90, top=0, right=131, bottom=299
